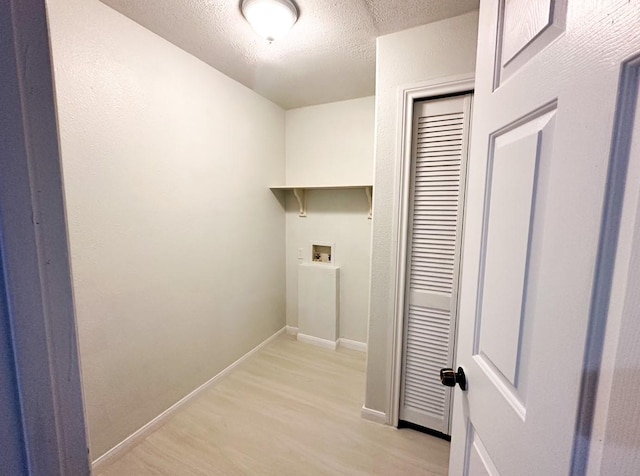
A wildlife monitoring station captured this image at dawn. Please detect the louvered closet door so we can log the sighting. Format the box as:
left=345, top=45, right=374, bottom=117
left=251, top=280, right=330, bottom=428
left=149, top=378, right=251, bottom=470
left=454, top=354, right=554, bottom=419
left=399, top=94, right=472, bottom=435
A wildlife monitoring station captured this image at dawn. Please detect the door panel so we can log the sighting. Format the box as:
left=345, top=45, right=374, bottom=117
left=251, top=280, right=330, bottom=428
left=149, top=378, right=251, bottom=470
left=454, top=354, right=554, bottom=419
left=450, top=1, right=640, bottom=474
left=496, top=0, right=566, bottom=87
left=465, top=426, right=499, bottom=476
left=501, top=0, right=553, bottom=62
left=400, top=95, right=472, bottom=434
left=477, top=108, right=556, bottom=397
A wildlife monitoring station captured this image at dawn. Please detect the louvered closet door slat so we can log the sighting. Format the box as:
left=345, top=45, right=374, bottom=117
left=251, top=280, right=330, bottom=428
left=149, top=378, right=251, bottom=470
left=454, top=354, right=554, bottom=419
left=399, top=93, right=471, bottom=435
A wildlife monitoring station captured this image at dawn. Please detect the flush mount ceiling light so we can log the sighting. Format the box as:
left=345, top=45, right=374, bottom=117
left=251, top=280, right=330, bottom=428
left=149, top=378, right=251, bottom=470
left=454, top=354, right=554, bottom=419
left=241, top=0, right=298, bottom=43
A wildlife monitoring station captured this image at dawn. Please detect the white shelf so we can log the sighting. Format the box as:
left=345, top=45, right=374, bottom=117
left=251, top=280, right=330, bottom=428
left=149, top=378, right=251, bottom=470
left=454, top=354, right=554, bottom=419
left=270, top=184, right=373, bottom=218
left=270, top=185, right=372, bottom=190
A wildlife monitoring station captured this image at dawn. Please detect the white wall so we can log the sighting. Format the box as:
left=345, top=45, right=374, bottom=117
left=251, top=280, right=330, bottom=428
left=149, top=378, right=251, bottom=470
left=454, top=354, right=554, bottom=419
left=365, top=12, right=479, bottom=417
left=286, top=97, right=374, bottom=186
left=284, top=97, right=374, bottom=343
left=47, top=0, right=286, bottom=459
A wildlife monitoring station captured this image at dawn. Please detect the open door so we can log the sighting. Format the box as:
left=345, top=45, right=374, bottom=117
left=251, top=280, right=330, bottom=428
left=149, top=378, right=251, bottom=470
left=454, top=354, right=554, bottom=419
left=449, top=1, right=640, bottom=474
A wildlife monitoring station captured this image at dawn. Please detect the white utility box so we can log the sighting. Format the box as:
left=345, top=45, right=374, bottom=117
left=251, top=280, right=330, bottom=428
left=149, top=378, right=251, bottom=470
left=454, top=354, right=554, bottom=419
left=297, top=263, right=340, bottom=349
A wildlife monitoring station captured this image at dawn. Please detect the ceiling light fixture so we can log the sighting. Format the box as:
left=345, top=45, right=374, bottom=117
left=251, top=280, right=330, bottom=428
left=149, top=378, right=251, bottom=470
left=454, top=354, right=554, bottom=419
left=241, top=0, right=298, bottom=43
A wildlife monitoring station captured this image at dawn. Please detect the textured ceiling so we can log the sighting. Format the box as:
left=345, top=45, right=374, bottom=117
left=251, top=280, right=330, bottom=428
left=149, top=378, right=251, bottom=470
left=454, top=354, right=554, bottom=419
left=100, top=0, right=479, bottom=109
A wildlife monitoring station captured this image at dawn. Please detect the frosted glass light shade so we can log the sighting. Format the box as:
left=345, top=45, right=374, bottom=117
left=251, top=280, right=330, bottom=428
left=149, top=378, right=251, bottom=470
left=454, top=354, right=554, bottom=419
left=241, top=0, right=298, bottom=42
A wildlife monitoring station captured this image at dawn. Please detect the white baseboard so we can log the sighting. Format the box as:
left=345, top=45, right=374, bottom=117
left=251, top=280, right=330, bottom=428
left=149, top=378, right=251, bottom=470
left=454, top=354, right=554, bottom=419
left=92, top=326, right=286, bottom=473
left=296, top=333, right=337, bottom=350
left=361, top=406, right=388, bottom=425
left=294, top=333, right=366, bottom=352
left=338, top=338, right=367, bottom=352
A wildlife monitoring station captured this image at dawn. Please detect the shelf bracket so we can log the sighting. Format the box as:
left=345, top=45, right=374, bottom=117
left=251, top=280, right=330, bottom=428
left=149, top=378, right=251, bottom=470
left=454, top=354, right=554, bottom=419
left=365, top=186, right=372, bottom=219
left=293, top=188, right=307, bottom=217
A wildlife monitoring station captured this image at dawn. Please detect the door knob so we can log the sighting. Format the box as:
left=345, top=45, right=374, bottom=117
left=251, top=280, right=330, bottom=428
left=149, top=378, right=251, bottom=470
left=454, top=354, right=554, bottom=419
left=440, top=366, right=467, bottom=391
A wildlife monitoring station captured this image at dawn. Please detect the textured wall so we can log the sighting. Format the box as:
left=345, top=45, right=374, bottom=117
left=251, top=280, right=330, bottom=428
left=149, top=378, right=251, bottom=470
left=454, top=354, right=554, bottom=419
left=47, top=0, right=285, bottom=458
left=285, top=97, right=374, bottom=186
left=284, top=98, right=374, bottom=343
left=365, top=11, right=478, bottom=416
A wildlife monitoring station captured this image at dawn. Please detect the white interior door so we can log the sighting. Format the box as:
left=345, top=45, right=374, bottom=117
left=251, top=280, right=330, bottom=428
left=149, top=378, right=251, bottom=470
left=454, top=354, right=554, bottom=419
left=450, top=1, right=640, bottom=474
left=400, top=94, right=472, bottom=435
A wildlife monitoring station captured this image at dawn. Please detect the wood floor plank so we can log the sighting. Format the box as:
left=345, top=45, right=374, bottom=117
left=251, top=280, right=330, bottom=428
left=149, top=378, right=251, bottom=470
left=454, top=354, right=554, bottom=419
left=97, top=335, right=449, bottom=475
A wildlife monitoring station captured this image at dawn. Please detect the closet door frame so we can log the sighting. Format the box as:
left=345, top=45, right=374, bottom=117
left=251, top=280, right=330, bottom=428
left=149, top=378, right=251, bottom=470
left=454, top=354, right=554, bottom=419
left=388, top=74, right=474, bottom=428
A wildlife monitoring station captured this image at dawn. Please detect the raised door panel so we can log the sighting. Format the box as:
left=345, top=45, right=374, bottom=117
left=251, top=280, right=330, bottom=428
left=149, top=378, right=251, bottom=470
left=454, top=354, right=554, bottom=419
left=464, top=426, right=500, bottom=476
left=476, top=108, right=556, bottom=407
left=495, top=0, right=567, bottom=88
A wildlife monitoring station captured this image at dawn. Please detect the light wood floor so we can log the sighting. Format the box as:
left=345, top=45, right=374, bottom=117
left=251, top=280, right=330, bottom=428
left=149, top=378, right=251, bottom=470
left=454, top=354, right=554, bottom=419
left=97, top=334, right=450, bottom=475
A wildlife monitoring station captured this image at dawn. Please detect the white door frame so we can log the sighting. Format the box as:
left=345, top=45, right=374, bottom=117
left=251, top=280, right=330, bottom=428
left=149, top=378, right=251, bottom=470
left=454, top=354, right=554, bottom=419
left=388, top=74, right=474, bottom=426
left=0, top=0, right=90, bottom=473
left=585, top=55, right=640, bottom=474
